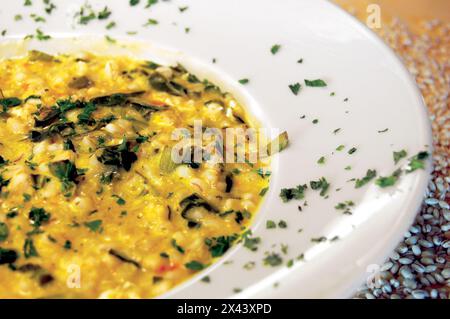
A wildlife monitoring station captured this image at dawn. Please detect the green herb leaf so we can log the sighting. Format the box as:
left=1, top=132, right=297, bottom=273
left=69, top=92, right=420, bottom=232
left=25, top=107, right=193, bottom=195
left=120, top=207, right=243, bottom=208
left=310, top=177, right=330, bottom=196
left=205, top=235, right=237, bottom=258
left=375, top=169, right=402, bottom=188
left=270, top=44, right=281, bottom=55
left=406, top=151, right=429, bottom=173
left=266, top=220, right=276, bottom=229
left=263, top=253, right=283, bottom=267
left=0, top=222, right=9, bottom=242
left=24, top=238, right=38, bottom=258
left=0, top=248, right=18, bottom=265
left=355, top=169, right=377, bottom=188
left=304, top=79, right=327, bottom=87
left=242, top=230, right=261, bottom=252
left=84, top=220, right=102, bottom=233
left=279, top=184, right=307, bottom=202
left=185, top=260, right=205, bottom=271
left=29, top=207, right=51, bottom=227
left=171, top=239, right=185, bottom=254
left=288, top=83, right=301, bottom=95
left=393, top=150, right=407, bottom=164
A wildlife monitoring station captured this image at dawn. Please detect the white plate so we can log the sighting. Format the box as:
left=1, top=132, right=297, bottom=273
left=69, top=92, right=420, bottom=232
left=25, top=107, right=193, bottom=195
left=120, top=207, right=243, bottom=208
left=0, top=0, right=432, bottom=298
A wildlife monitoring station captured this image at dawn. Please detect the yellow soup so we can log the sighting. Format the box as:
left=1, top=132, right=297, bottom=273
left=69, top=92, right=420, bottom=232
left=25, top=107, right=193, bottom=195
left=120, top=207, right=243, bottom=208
left=0, top=51, right=270, bottom=298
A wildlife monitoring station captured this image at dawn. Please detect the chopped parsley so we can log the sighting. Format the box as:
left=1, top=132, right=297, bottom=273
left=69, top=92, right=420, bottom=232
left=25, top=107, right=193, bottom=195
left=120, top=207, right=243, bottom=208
left=35, top=28, right=51, bottom=41
left=0, top=248, right=18, bottom=265
left=334, top=200, right=354, bottom=215
left=270, top=44, right=281, bottom=55
left=238, top=78, right=249, bottom=85
left=112, top=195, right=126, bottom=205
left=406, top=151, right=429, bottom=173
left=288, top=83, right=301, bottom=95
left=266, top=220, right=276, bottom=229
left=278, top=220, right=287, bottom=228
left=304, top=79, right=327, bottom=87
left=63, top=240, right=72, bottom=250
left=0, top=222, right=9, bottom=242
left=310, top=177, right=330, bottom=197
left=144, top=18, right=158, bottom=26
left=28, top=207, right=51, bottom=227
left=242, top=230, right=261, bottom=252
left=97, top=7, right=112, bottom=20
left=393, top=149, right=408, bottom=164
left=84, top=220, right=102, bottom=233
left=263, top=253, right=283, bottom=267
left=355, top=169, right=377, bottom=188
left=185, top=261, right=205, bottom=271
left=171, top=239, right=185, bottom=254
left=205, top=235, right=238, bottom=257
left=259, top=187, right=269, bottom=196
left=375, top=169, right=402, bottom=188
left=24, top=238, right=38, bottom=258
left=279, top=184, right=307, bottom=202
left=348, top=147, right=357, bottom=155
left=317, top=156, right=326, bottom=164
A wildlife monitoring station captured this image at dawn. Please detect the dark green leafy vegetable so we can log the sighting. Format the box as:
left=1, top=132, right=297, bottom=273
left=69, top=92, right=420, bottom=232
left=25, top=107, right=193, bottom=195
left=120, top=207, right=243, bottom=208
left=97, top=6, right=111, bottom=19
left=225, top=174, right=233, bottom=193
left=288, top=83, right=301, bottom=95
left=205, top=235, right=238, bottom=258
left=393, top=150, right=407, bottom=164
left=24, top=238, right=38, bottom=258
left=171, top=239, right=185, bottom=254
left=30, top=122, right=75, bottom=142
left=149, top=73, right=188, bottom=96
left=266, top=220, right=276, bottom=229
left=63, top=240, right=72, bottom=250
left=355, top=169, right=377, bottom=188
left=0, top=175, right=10, bottom=192
left=28, top=207, right=51, bottom=227
left=97, top=138, right=138, bottom=172
left=0, top=97, right=21, bottom=112
left=263, top=253, right=283, bottom=267
left=179, top=194, right=219, bottom=228
left=241, top=230, right=261, bottom=252
left=406, top=151, right=429, bottom=173
left=0, top=222, right=9, bottom=242
left=49, top=160, right=79, bottom=193
left=84, top=220, right=102, bottom=232
left=77, top=102, right=97, bottom=125
left=0, top=155, right=8, bottom=168
left=280, top=184, right=307, bottom=202
left=109, top=249, right=141, bottom=269
left=348, top=147, right=357, bottom=155
left=270, top=44, right=281, bottom=55
left=310, top=177, right=330, bottom=196
left=90, top=91, right=143, bottom=106
left=185, top=260, right=205, bottom=271
left=304, top=79, right=327, bottom=87
left=0, top=248, right=18, bottom=265
left=376, top=169, right=402, bottom=188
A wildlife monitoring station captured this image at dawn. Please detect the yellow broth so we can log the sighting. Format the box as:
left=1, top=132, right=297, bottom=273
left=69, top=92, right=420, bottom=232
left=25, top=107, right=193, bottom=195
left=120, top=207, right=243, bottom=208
left=0, top=52, right=270, bottom=298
